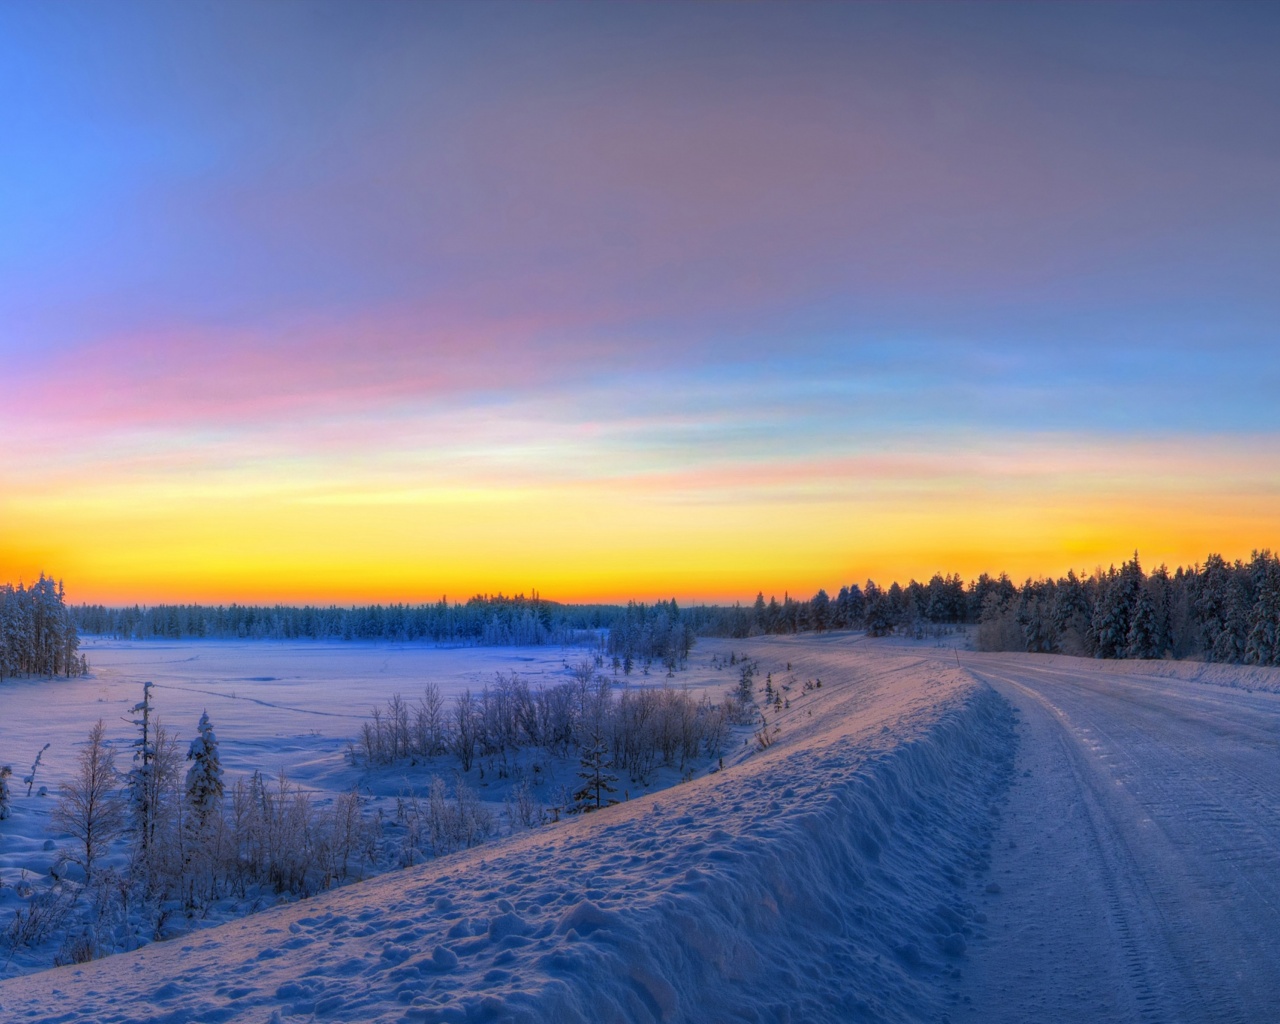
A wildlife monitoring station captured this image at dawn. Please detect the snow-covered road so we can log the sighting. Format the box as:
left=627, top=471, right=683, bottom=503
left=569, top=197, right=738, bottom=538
left=960, top=654, right=1280, bottom=1024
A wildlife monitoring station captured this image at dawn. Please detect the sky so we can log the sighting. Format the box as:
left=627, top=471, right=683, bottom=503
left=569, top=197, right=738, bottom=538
left=2, top=1, right=1279, bottom=606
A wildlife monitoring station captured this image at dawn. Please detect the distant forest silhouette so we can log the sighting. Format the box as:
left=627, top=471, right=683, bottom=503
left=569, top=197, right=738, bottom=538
left=3, top=549, right=1278, bottom=674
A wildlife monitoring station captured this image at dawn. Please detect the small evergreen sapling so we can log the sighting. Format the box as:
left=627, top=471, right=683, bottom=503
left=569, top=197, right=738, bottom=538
left=573, top=738, right=618, bottom=813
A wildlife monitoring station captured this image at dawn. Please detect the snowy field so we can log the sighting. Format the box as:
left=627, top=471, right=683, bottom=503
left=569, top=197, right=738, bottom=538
left=1, top=638, right=696, bottom=798
left=2, top=635, right=1280, bottom=1022
left=0, top=638, right=742, bottom=979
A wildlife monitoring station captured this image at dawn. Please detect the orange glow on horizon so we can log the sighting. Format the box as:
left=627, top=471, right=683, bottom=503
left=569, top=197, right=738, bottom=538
left=5, top=462, right=1277, bottom=607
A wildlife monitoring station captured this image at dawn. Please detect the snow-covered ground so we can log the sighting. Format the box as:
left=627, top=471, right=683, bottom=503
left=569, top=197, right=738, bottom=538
left=0, top=638, right=738, bottom=978
left=2, top=638, right=652, bottom=798
left=958, top=651, right=1280, bottom=1023
left=2, top=635, right=1279, bottom=1022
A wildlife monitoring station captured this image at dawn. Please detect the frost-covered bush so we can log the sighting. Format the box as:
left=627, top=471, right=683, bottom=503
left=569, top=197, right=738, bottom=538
left=227, top=769, right=317, bottom=896
left=51, top=722, right=127, bottom=881
left=425, top=776, right=493, bottom=857
left=317, top=789, right=375, bottom=885
left=3, top=885, right=76, bottom=952
left=360, top=670, right=731, bottom=784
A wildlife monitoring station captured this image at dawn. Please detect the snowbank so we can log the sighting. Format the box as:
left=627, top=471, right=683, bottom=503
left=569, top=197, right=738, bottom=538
left=0, top=647, right=1015, bottom=1023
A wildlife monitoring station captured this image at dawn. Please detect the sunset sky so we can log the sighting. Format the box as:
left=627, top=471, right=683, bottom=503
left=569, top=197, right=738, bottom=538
left=3, top=1, right=1279, bottom=605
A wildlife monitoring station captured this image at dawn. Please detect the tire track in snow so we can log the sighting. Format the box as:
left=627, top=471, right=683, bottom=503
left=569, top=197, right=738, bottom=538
left=964, top=657, right=1275, bottom=1024
left=985, top=670, right=1176, bottom=1023
left=148, top=682, right=361, bottom=719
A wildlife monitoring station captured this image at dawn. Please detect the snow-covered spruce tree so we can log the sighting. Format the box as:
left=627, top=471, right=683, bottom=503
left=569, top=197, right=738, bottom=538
left=182, top=712, right=228, bottom=911
left=863, top=581, right=895, bottom=637
left=1143, top=565, right=1175, bottom=659
left=1212, top=566, right=1252, bottom=664
left=0, top=574, right=85, bottom=678
left=185, top=711, right=223, bottom=829
left=809, top=589, right=830, bottom=633
left=977, top=588, right=1022, bottom=652
left=1050, top=570, right=1093, bottom=655
left=1091, top=555, right=1143, bottom=659
left=1018, top=579, right=1058, bottom=654
left=1245, top=554, right=1280, bottom=666
left=1125, top=585, right=1160, bottom=659
left=1194, top=553, right=1252, bottom=663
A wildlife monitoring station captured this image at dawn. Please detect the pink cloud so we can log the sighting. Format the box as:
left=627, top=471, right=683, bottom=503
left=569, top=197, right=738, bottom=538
left=9, top=305, right=615, bottom=434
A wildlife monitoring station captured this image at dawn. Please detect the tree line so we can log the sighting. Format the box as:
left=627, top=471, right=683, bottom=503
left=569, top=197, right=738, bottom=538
left=71, top=593, right=614, bottom=646
left=695, top=550, right=1280, bottom=666
left=975, top=551, right=1280, bottom=664
left=1, top=575, right=87, bottom=680
left=23, top=548, right=1280, bottom=668
left=69, top=595, right=705, bottom=670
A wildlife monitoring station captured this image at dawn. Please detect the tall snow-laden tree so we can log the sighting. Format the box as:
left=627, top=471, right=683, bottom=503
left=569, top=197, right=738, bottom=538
left=1245, top=552, right=1280, bottom=666
left=863, top=581, right=893, bottom=637
left=186, top=710, right=224, bottom=827
left=1051, top=570, right=1093, bottom=656
left=0, top=575, right=84, bottom=679
left=1092, top=555, right=1144, bottom=659
left=128, top=681, right=159, bottom=864
left=810, top=589, right=830, bottom=633
left=1125, top=585, right=1160, bottom=659
left=1018, top=579, right=1058, bottom=653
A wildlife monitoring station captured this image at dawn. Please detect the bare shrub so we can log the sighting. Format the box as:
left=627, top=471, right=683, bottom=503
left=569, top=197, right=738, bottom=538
left=51, top=720, right=127, bottom=882
left=4, top=886, right=75, bottom=952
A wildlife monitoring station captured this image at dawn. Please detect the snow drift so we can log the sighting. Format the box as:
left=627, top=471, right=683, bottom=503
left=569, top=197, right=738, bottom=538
left=0, top=645, right=1016, bottom=1023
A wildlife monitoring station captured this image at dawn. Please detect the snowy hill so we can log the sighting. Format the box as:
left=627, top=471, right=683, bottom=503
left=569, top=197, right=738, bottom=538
left=0, top=644, right=1015, bottom=1023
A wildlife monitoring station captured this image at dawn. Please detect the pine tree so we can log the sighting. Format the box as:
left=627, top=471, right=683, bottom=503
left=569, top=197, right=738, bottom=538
left=735, top=662, right=756, bottom=714
left=129, top=681, right=158, bottom=863
left=1195, top=553, right=1234, bottom=660
left=864, top=581, right=893, bottom=637
left=1051, top=570, right=1093, bottom=655
left=810, top=589, right=830, bottom=633
left=186, top=710, right=224, bottom=827
left=1213, top=571, right=1251, bottom=664
left=1092, top=556, right=1143, bottom=659
left=1126, top=586, right=1159, bottom=659
left=1144, top=566, right=1175, bottom=659
left=573, top=737, right=618, bottom=813
left=1245, top=555, right=1280, bottom=666
left=0, top=764, right=11, bottom=820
